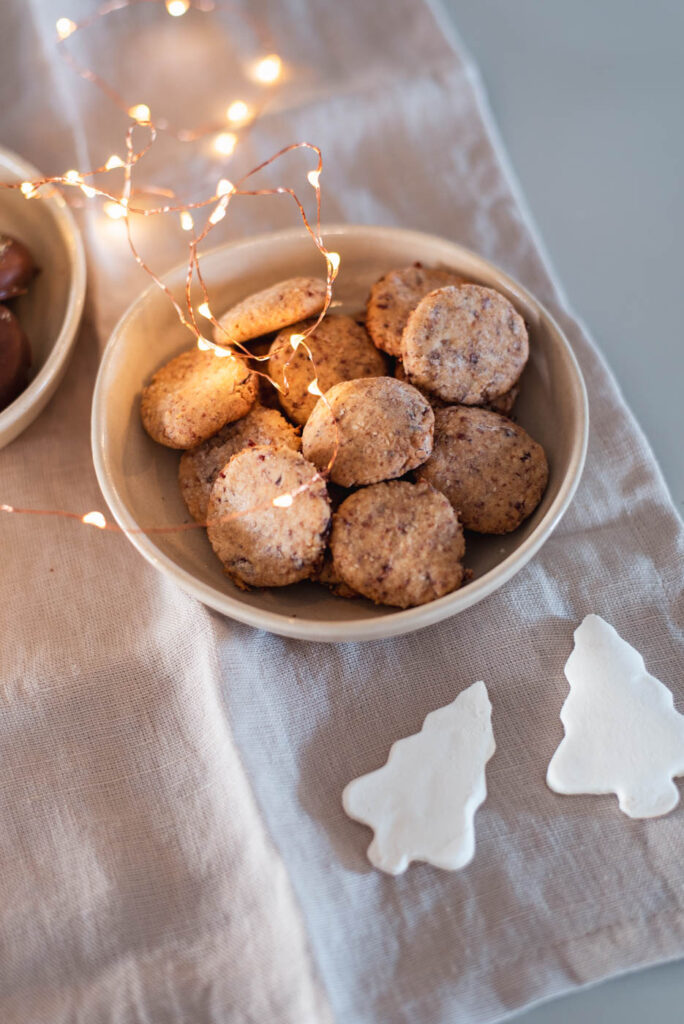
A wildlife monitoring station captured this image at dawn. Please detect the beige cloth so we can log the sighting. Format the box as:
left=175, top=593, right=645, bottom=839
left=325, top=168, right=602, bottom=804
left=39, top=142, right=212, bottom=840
left=1, top=1, right=683, bottom=1022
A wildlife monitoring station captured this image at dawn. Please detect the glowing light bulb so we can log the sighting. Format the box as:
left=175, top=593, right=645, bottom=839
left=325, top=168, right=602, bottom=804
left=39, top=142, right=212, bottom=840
left=198, top=302, right=212, bottom=319
left=105, top=154, right=125, bottom=170
left=56, top=17, right=77, bottom=40
left=213, top=132, right=237, bottom=156
left=226, top=100, right=251, bottom=125
left=104, top=200, right=127, bottom=220
left=64, top=169, right=80, bottom=184
left=20, top=182, right=37, bottom=198
left=209, top=202, right=227, bottom=225
left=165, top=0, right=189, bottom=15
left=180, top=210, right=194, bottom=231
left=307, top=378, right=323, bottom=397
left=216, top=178, right=234, bottom=196
left=0, top=504, right=14, bottom=512
left=252, top=54, right=282, bottom=84
left=82, top=511, right=107, bottom=529
left=81, top=183, right=97, bottom=198
left=128, top=103, right=151, bottom=123
left=289, top=333, right=305, bottom=351
left=326, top=251, right=341, bottom=276
left=197, top=336, right=212, bottom=350
left=212, top=345, right=233, bottom=358
left=307, top=169, right=320, bottom=188
left=272, top=493, right=294, bottom=508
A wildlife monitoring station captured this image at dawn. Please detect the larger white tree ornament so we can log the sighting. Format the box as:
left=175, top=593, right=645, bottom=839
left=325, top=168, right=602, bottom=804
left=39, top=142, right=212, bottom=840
left=342, top=681, right=495, bottom=874
left=547, top=614, right=684, bottom=818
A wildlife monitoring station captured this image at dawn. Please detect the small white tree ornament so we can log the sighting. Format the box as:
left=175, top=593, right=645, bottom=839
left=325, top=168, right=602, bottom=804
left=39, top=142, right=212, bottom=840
left=547, top=614, right=684, bottom=818
left=342, top=681, right=495, bottom=874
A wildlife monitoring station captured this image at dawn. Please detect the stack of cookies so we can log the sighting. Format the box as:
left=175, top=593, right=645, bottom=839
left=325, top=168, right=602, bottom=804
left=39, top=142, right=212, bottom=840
left=140, top=266, right=548, bottom=609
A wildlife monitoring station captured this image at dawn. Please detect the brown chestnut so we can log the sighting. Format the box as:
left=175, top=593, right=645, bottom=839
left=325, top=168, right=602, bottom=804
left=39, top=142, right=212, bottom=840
left=0, top=304, right=32, bottom=410
left=0, top=235, right=37, bottom=300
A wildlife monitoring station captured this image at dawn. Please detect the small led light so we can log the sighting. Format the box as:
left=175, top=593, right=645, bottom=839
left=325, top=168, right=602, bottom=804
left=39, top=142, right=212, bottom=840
left=307, top=169, right=320, bottom=188
left=272, top=493, right=294, bottom=508
left=326, top=251, right=341, bottom=276
left=213, top=132, right=237, bottom=156
left=104, top=200, right=127, bottom=220
left=289, top=333, right=305, bottom=351
left=216, top=178, right=234, bottom=196
left=128, top=103, right=151, bottom=124
left=198, top=302, right=212, bottom=319
left=252, top=54, right=282, bottom=84
left=209, top=203, right=226, bottom=225
left=64, top=169, right=80, bottom=184
left=20, top=182, right=37, bottom=198
left=56, top=17, right=77, bottom=40
left=165, top=0, right=189, bottom=15
left=307, top=379, right=323, bottom=397
left=0, top=504, right=14, bottom=512
left=81, top=183, right=97, bottom=198
left=180, top=211, right=194, bottom=231
left=82, top=511, right=107, bottom=529
left=197, top=336, right=212, bottom=350
left=226, top=100, right=251, bottom=125
left=105, top=154, right=125, bottom=170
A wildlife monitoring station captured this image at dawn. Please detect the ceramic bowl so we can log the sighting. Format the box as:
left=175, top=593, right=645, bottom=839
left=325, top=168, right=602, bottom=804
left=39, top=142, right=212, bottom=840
left=92, top=224, right=588, bottom=642
left=0, top=147, right=86, bottom=449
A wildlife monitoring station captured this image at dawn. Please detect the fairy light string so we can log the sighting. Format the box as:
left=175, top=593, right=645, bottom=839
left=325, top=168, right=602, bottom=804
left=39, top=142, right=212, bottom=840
left=1, top=0, right=344, bottom=534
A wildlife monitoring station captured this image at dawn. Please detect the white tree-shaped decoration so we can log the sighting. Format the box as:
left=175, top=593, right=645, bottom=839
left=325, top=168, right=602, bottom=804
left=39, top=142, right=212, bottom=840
left=342, top=681, right=495, bottom=874
left=547, top=614, right=684, bottom=818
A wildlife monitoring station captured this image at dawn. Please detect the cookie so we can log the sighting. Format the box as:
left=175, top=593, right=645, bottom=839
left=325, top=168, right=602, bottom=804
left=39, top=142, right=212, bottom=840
left=206, top=446, right=331, bottom=588
left=214, top=277, right=327, bottom=345
left=394, top=359, right=519, bottom=416
left=366, top=265, right=467, bottom=357
left=402, top=284, right=528, bottom=404
left=302, top=376, right=434, bottom=487
left=417, top=405, right=548, bottom=533
left=179, top=406, right=301, bottom=523
left=140, top=347, right=257, bottom=449
left=314, top=551, right=358, bottom=599
left=330, top=480, right=465, bottom=608
left=268, top=315, right=388, bottom=426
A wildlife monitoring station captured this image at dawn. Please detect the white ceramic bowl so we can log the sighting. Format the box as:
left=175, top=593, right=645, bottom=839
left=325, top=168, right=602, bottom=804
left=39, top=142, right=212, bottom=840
left=92, top=224, right=588, bottom=642
left=0, top=147, right=86, bottom=450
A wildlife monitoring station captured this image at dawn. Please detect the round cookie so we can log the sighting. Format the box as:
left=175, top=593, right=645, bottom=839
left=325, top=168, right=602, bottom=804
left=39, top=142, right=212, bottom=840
left=269, top=315, right=388, bottom=426
left=330, top=480, right=465, bottom=608
left=394, top=359, right=519, bottom=417
left=207, top=446, right=331, bottom=588
left=179, top=406, right=301, bottom=523
left=214, top=277, right=326, bottom=345
left=417, top=405, right=548, bottom=534
left=301, top=376, right=434, bottom=487
left=366, top=265, right=467, bottom=357
left=140, top=347, right=257, bottom=449
left=402, top=284, right=528, bottom=404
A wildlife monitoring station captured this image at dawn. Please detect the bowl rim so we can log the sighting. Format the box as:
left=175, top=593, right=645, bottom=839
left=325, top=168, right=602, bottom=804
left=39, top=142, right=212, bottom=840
left=92, top=223, right=589, bottom=643
left=0, top=145, right=87, bottom=441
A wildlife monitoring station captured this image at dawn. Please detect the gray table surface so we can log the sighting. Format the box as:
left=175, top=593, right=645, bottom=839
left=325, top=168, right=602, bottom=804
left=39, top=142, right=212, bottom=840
left=435, top=2, right=684, bottom=1020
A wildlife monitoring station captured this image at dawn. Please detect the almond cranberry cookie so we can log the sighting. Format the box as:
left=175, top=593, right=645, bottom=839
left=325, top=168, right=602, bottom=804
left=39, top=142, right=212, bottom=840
left=366, top=265, right=467, bottom=357
left=394, top=359, right=520, bottom=417
left=302, top=376, right=434, bottom=487
left=179, top=406, right=301, bottom=523
left=140, top=348, right=257, bottom=449
left=269, top=315, right=388, bottom=426
left=330, top=480, right=465, bottom=607
left=402, top=284, right=528, bottom=404
left=207, top=446, right=330, bottom=588
left=214, top=277, right=326, bottom=345
left=417, top=405, right=548, bottom=533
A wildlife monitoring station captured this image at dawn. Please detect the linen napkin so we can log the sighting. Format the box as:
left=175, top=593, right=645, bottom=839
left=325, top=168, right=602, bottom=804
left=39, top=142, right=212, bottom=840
left=1, top=1, right=682, bottom=1022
